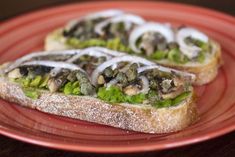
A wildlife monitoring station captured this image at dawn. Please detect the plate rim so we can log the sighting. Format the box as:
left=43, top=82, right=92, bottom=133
left=0, top=114, right=235, bottom=153
left=0, top=1, right=235, bottom=153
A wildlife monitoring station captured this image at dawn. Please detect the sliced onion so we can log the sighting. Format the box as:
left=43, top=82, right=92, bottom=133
left=21, top=60, right=85, bottom=72
left=67, top=48, right=113, bottom=63
left=83, top=47, right=126, bottom=57
left=137, top=65, right=196, bottom=82
left=138, top=76, right=150, bottom=94
left=51, top=47, right=123, bottom=76
left=176, top=27, right=208, bottom=59
left=64, top=19, right=81, bottom=32
left=91, top=55, right=155, bottom=85
left=106, top=78, right=118, bottom=88
left=4, top=50, right=81, bottom=73
left=129, top=22, right=175, bottom=53
left=64, top=10, right=124, bottom=32
left=85, top=9, right=124, bottom=20
left=95, top=14, right=145, bottom=35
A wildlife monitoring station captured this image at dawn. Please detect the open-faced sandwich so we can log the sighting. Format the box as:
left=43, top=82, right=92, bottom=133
left=45, top=9, right=222, bottom=85
left=0, top=47, right=198, bottom=133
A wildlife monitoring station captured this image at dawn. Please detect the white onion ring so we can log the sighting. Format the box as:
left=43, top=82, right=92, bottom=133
left=21, top=60, right=85, bottom=72
left=85, top=9, right=124, bottom=20
left=4, top=50, right=81, bottom=73
left=176, top=27, right=208, bottom=59
left=129, top=22, right=175, bottom=53
left=138, top=76, right=150, bottom=94
left=78, top=47, right=125, bottom=57
left=91, top=55, right=155, bottom=86
left=49, top=47, right=126, bottom=77
left=106, top=78, right=118, bottom=88
left=137, top=65, right=196, bottom=82
left=95, top=14, right=145, bottom=35
left=64, top=9, right=124, bottom=33
left=67, top=48, right=113, bottom=63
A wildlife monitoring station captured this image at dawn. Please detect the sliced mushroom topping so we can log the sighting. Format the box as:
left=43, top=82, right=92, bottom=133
left=160, top=79, right=173, bottom=93
left=76, top=71, right=95, bottom=95
left=4, top=45, right=194, bottom=106
left=116, top=72, right=128, bottom=85
left=129, top=22, right=174, bottom=53
left=137, top=65, right=196, bottom=83
left=19, top=67, right=28, bottom=76
left=67, top=71, right=78, bottom=82
left=63, top=9, right=124, bottom=39
left=80, top=82, right=95, bottom=96
left=176, top=27, right=208, bottom=59
left=149, top=79, right=158, bottom=89
left=97, top=75, right=105, bottom=85
left=95, top=14, right=145, bottom=36
left=103, top=67, right=114, bottom=78
left=91, top=55, right=154, bottom=86
left=126, top=63, right=138, bottom=82
left=139, top=32, right=167, bottom=55
left=124, top=85, right=140, bottom=96
left=50, top=48, right=113, bottom=77
left=4, top=50, right=81, bottom=73
left=47, top=71, right=69, bottom=92
left=161, top=86, right=184, bottom=99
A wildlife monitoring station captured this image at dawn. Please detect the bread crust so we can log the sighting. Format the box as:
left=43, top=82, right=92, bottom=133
left=45, top=28, right=70, bottom=51
left=45, top=29, right=222, bottom=85
left=0, top=77, right=198, bottom=133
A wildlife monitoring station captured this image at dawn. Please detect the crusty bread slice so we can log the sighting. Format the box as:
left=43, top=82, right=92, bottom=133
left=155, top=41, right=222, bottom=85
left=45, top=29, right=222, bottom=85
left=45, top=28, right=70, bottom=51
left=0, top=75, right=198, bottom=134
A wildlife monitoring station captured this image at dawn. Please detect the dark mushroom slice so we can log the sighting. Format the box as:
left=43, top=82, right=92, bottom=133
left=3, top=50, right=80, bottom=74
left=63, top=10, right=124, bottom=39
left=123, top=85, right=141, bottom=96
left=126, top=63, right=138, bottom=82
left=139, top=32, right=168, bottom=56
left=138, top=65, right=195, bottom=101
left=129, top=23, right=174, bottom=54
left=76, top=71, right=95, bottom=95
left=48, top=70, right=70, bottom=92
left=73, top=56, right=108, bottom=75
left=91, top=55, right=154, bottom=86
left=63, top=19, right=101, bottom=40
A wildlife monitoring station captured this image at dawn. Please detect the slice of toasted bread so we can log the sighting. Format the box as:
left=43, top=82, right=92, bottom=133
left=45, top=29, right=222, bottom=85
left=155, top=41, right=222, bottom=85
left=0, top=75, right=198, bottom=134
left=45, top=28, right=71, bottom=51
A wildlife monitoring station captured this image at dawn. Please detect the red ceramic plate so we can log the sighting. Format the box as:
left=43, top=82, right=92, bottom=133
left=0, top=1, right=235, bottom=153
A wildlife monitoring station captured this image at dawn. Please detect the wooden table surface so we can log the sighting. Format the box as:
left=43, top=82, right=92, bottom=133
left=0, top=0, right=235, bottom=156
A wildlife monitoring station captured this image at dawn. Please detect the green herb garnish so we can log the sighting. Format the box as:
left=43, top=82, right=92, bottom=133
left=97, top=86, right=125, bottom=103
left=172, top=91, right=191, bottom=105
left=150, top=50, right=167, bottom=60
left=23, top=88, right=39, bottom=99
left=125, top=93, right=146, bottom=104
left=30, top=75, right=42, bottom=87
left=168, top=48, right=189, bottom=64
